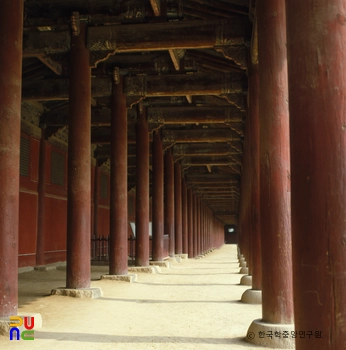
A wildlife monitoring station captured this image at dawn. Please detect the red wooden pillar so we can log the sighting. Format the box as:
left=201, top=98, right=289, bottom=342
left=174, top=162, right=183, bottom=255
left=164, top=149, right=175, bottom=256
left=36, top=129, right=47, bottom=266
left=241, top=64, right=262, bottom=303
left=195, top=196, right=199, bottom=256
left=200, top=203, right=204, bottom=254
left=211, top=217, right=214, bottom=249
left=182, top=179, right=188, bottom=254
left=201, top=202, right=205, bottom=254
left=66, top=24, right=91, bottom=289
left=249, top=65, right=261, bottom=290
left=135, top=108, right=149, bottom=266
left=152, top=130, right=164, bottom=261
left=0, top=0, right=23, bottom=317
left=206, top=209, right=209, bottom=251
left=237, top=144, right=251, bottom=263
left=109, top=76, right=128, bottom=275
left=200, top=200, right=203, bottom=254
left=287, top=2, right=346, bottom=348
left=93, top=166, right=99, bottom=239
left=244, top=127, right=252, bottom=271
left=204, top=208, right=208, bottom=251
left=197, top=197, right=201, bottom=255
left=193, top=194, right=198, bottom=257
left=257, top=0, right=293, bottom=325
left=209, top=211, right=212, bottom=249
left=91, top=165, right=99, bottom=260
left=187, top=188, right=194, bottom=258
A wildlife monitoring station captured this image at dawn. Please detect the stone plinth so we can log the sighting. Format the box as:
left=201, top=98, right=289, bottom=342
left=150, top=261, right=170, bottom=268
left=51, top=287, right=103, bottom=298
left=241, top=289, right=262, bottom=304
left=166, top=256, right=182, bottom=263
left=178, top=254, right=188, bottom=259
left=239, top=267, right=249, bottom=274
left=34, top=265, right=56, bottom=271
left=245, top=319, right=294, bottom=348
left=0, top=312, right=42, bottom=336
left=101, top=274, right=137, bottom=282
left=128, top=266, right=157, bottom=274
left=240, top=275, right=252, bottom=286
left=239, top=261, right=247, bottom=268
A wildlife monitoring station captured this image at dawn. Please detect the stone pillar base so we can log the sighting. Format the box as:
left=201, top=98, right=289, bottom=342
left=18, top=266, right=34, bottom=273
left=239, top=256, right=245, bottom=263
left=241, top=289, right=262, bottom=304
left=0, top=313, right=42, bottom=336
left=245, top=319, right=295, bottom=348
left=101, top=274, right=137, bottom=282
left=34, top=262, right=66, bottom=271
left=166, top=256, right=182, bottom=263
left=239, top=267, right=249, bottom=274
left=128, top=266, right=157, bottom=273
left=178, top=254, right=188, bottom=259
left=240, top=274, right=252, bottom=286
left=150, top=261, right=170, bottom=268
left=34, top=265, right=56, bottom=271
left=51, top=287, right=103, bottom=298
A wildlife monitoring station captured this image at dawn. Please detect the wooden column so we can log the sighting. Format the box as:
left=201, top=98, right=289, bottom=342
left=174, top=162, right=183, bottom=255
left=187, top=188, right=194, bottom=258
left=258, top=0, right=293, bottom=324
left=182, top=179, right=188, bottom=254
left=200, top=203, right=203, bottom=254
left=193, top=194, right=198, bottom=257
left=287, top=1, right=346, bottom=348
left=237, top=138, right=251, bottom=263
left=196, top=197, right=201, bottom=256
left=152, top=130, right=164, bottom=261
left=201, top=203, right=205, bottom=254
left=36, top=129, right=47, bottom=266
left=249, top=65, right=261, bottom=290
left=164, top=149, right=175, bottom=256
left=92, top=166, right=99, bottom=239
left=0, top=0, right=23, bottom=317
left=135, top=108, right=149, bottom=266
left=240, top=64, right=262, bottom=303
left=110, top=76, right=128, bottom=275
left=91, top=165, right=99, bottom=260
left=66, top=23, right=91, bottom=289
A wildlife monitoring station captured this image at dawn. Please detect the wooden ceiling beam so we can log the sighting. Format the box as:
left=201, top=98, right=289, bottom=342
left=162, top=128, right=241, bottom=144
left=173, top=143, right=241, bottom=157
left=88, top=18, right=247, bottom=52
left=148, top=106, right=244, bottom=124
left=22, top=73, right=246, bottom=101
left=23, top=19, right=247, bottom=56
left=125, top=72, right=246, bottom=97
left=180, top=156, right=239, bottom=167
left=185, top=173, right=240, bottom=183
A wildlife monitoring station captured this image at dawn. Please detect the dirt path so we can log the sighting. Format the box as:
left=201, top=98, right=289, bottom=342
left=0, top=245, right=271, bottom=349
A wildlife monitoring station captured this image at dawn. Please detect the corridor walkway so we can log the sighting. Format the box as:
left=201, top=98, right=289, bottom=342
left=0, top=245, right=275, bottom=349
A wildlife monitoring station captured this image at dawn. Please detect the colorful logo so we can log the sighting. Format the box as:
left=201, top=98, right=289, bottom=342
left=9, top=316, right=34, bottom=340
